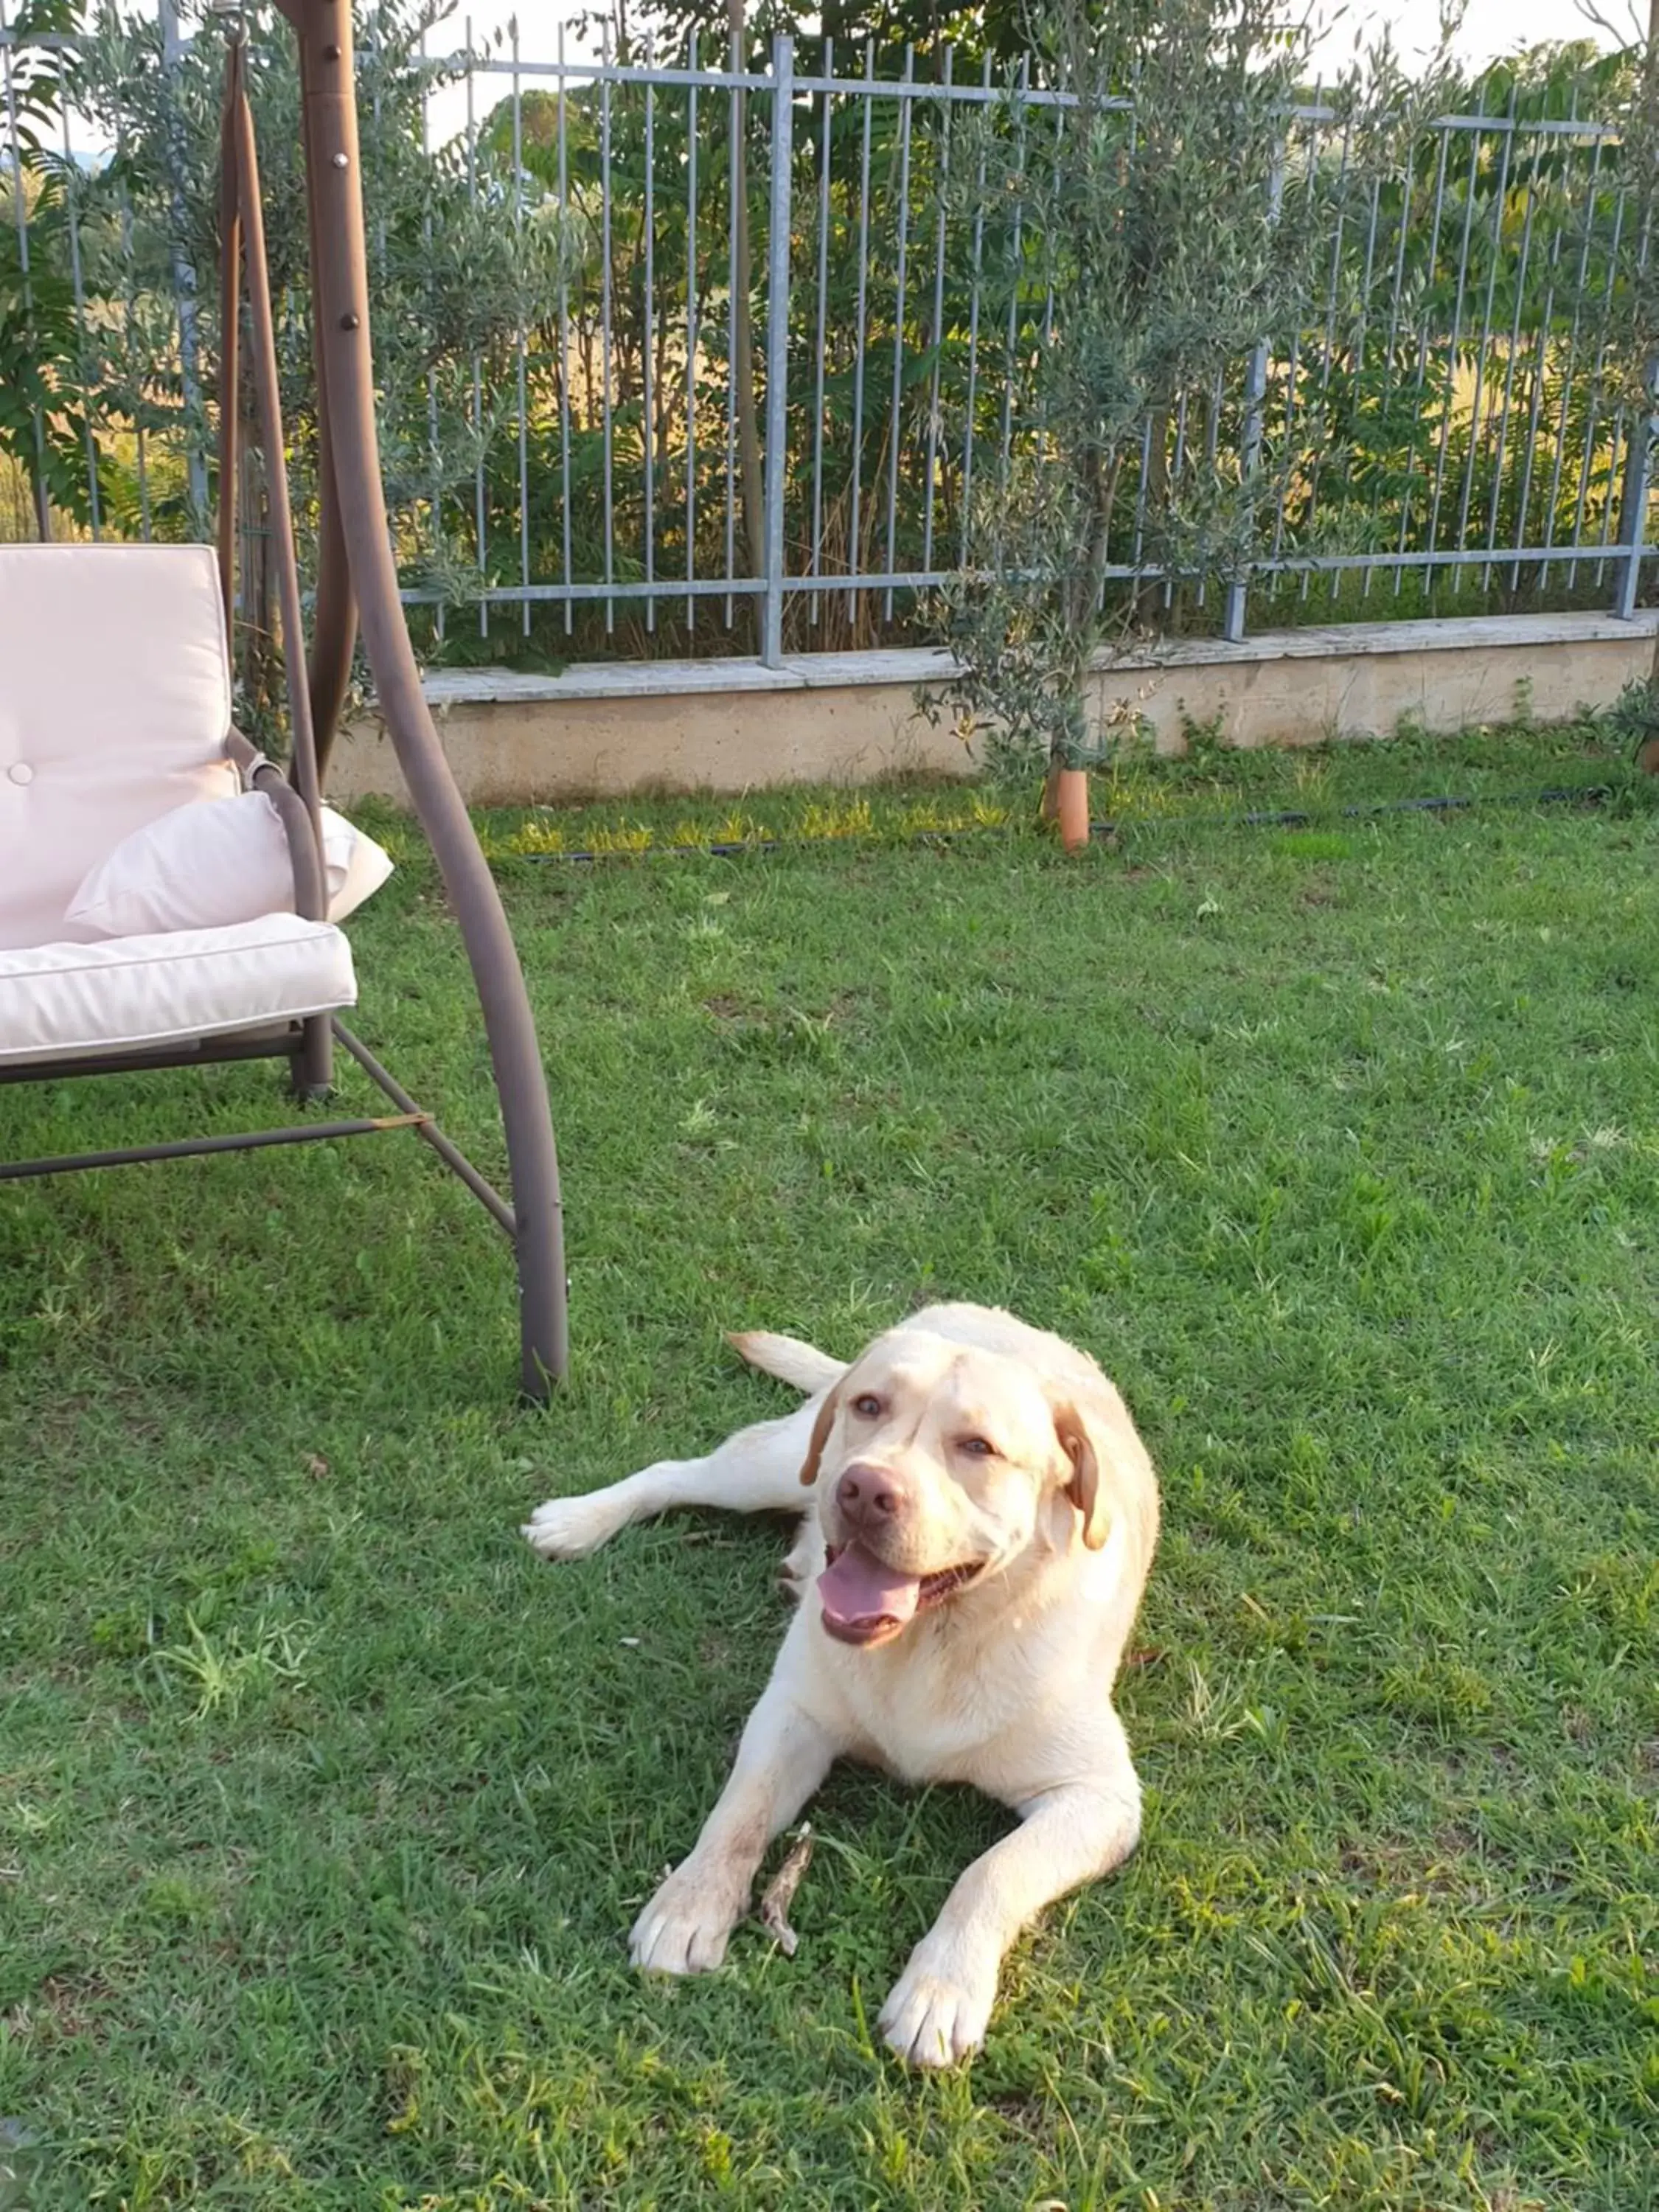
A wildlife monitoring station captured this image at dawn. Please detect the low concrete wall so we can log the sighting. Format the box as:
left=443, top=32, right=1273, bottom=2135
left=328, top=610, right=1658, bottom=807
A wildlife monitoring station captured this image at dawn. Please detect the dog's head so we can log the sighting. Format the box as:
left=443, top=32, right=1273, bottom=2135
left=798, top=1325, right=1116, bottom=1648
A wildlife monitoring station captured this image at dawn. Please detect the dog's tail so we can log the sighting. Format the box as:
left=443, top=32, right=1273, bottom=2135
left=727, top=1329, right=846, bottom=1396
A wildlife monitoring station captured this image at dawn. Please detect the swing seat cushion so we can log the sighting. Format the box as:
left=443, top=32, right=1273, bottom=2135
left=0, top=913, right=357, bottom=1068
left=0, top=543, right=240, bottom=952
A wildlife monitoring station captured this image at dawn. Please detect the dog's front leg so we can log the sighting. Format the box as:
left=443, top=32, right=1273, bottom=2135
left=879, top=1764, right=1141, bottom=2069
left=631, top=1646, right=838, bottom=1976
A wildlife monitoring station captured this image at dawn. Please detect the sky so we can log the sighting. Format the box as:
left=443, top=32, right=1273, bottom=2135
left=44, top=0, right=1630, bottom=161
left=414, top=0, right=1626, bottom=143
left=431, top=0, right=1625, bottom=71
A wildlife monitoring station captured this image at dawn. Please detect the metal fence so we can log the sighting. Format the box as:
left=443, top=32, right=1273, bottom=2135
left=1, top=11, right=1651, bottom=671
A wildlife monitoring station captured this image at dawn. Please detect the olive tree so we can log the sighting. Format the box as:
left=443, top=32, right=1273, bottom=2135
left=924, top=0, right=1461, bottom=789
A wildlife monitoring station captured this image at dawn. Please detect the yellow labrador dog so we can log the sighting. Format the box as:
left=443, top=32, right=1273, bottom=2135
left=524, top=1302, right=1159, bottom=2067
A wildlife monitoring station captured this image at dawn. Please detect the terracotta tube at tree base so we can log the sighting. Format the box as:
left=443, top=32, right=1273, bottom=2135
left=1054, top=766, right=1091, bottom=852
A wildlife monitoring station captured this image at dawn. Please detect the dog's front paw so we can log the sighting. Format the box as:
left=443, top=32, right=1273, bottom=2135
left=522, top=1493, right=624, bottom=1561
left=878, top=1944, right=998, bottom=2068
left=630, top=1862, right=745, bottom=1976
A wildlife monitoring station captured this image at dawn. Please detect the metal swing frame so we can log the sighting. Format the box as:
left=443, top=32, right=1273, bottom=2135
left=1, top=1, right=568, bottom=1397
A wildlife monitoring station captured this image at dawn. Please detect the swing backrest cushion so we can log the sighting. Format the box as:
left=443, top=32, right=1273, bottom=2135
left=0, top=544, right=241, bottom=952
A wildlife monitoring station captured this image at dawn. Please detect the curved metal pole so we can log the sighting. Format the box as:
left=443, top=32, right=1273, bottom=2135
left=302, top=58, right=356, bottom=789
left=214, top=38, right=242, bottom=640
left=293, top=0, right=568, bottom=1393
left=229, top=54, right=331, bottom=1099
left=306, top=414, right=357, bottom=787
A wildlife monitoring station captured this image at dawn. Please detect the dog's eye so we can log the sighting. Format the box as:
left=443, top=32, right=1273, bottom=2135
left=851, top=1393, right=883, bottom=1418
left=958, top=1436, right=995, bottom=1458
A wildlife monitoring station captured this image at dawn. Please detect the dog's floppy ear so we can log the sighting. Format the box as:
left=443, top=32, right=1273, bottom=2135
left=1052, top=1402, right=1110, bottom=1549
left=799, top=1383, right=843, bottom=1488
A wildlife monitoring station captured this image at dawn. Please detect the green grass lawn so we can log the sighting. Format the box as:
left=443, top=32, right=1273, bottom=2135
left=2, top=723, right=1655, bottom=2211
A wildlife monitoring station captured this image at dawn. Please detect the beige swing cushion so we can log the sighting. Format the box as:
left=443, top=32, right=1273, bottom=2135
left=0, top=914, right=357, bottom=1067
left=0, top=543, right=359, bottom=1063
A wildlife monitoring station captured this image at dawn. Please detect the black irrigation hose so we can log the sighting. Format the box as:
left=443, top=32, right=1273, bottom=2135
left=511, top=780, right=1622, bottom=868
left=1235, top=784, right=1615, bottom=830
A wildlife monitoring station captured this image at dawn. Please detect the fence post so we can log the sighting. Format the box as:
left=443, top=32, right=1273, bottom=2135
left=1223, top=145, right=1286, bottom=645
left=1615, top=358, right=1658, bottom=622
left=760, top=33, right=794, bottom=669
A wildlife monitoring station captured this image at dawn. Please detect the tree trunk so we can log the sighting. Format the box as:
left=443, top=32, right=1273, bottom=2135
left=1135, top=408, right=1170, bottom=628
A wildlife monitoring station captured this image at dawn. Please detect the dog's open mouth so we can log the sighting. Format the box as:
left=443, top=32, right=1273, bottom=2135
left=817, top=1541, right=986, bottom=1646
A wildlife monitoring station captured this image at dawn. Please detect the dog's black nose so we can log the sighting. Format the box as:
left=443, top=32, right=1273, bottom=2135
left=836, top=1465, right=902, bottom=1526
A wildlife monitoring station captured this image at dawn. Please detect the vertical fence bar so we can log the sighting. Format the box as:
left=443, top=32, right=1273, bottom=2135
left=995, top=55, right=1028, bottom=554
left=921, top=44, right=952, bottom=580
left=643, top=41, right=656, bottom=633
left=1615, top=358, right=1657, bottom=620
left=369, top=14, right=386, bottom=277
left=808, top=35, right=832, bottom=625
left=1194, top=366, right=1220, bottom=611
left=420, top=20, right=443, bottom=646
left=1038, top=77, right=1061, bottom=372
left=512, top=15, right=531, bottom=638
left=1125, top=83, right=1153, bottom=592
left=1425, top=94, right=1485, bottom=596
left=118, top=155, right=152, bottom=540
left=882, top=46, right=915, bottom=622
left=760, top=34, right=794, bottom=668
left=1540, top=120, right=1604, bottom=592
left=1394, top=120, right=1452, bottom=594
left=686, top=28, right=699, bottom=633
left=466, top=18, right=487, bottom=639
left=1334, top=172, right=1382, bottom=604
left=557, top=23, right=573, bottom=635
left=1450, top=86, right=1515, bottom=596
left=724, top=30, right=741, bottom=627
left=1512, top=114, right=1570, bottom=593
left=1223, top=146, right=1284, bottom=643
left=1362, top=150, right=1413, bottom=601
left=1166, top=388, right=1189, bottom=613
left=1599, top=188, right=1652, bottom=592
left=1483, top=119, right=1545, bottom=592
left=846, top=41, right=874, bottom=625
left=157, top=0, right=208, bottom=524
left=1571, top=183, right=1625, bottom=566
left=959, top=52, right=991, bottom=571
left=1614, top=181, right=1657, bottom=619
left=60, top=51, right=102, bottom=537
left=1268, top=93, right=1318, bottom=610
left=1129, top=412, right=1152, bottom=574
left=1294, top=98, right=1346, bottom=604
left=600, top=22, right=616, bottom=633
left=1, top=0, right=51, bottom=538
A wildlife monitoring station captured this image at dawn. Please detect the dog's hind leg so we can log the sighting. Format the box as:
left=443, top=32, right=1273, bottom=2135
left=523, top=1394, right=824, bottom=1562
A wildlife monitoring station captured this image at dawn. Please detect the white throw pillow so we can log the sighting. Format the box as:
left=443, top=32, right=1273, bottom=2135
left=321, top=804, right=395, bottom=922
left=66, top=792, right=394, bottom=938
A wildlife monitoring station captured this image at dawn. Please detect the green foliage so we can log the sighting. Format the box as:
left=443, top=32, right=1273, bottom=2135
left=0, top=0, right=102, bottom=530
left=63, top=0, right=574, bottom=584
left=923, top=0, right=1470, bottom=783
left=1, top=0, right=1648, bottom=675
left=1601, top=672, right=1659, bottom=761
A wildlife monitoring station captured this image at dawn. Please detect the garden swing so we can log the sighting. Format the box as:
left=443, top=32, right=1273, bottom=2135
left=0, top=0, right=568, bottom=1397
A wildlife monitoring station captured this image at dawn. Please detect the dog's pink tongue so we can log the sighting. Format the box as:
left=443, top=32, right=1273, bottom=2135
left=818, top=1543, right=922, bottom=1635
